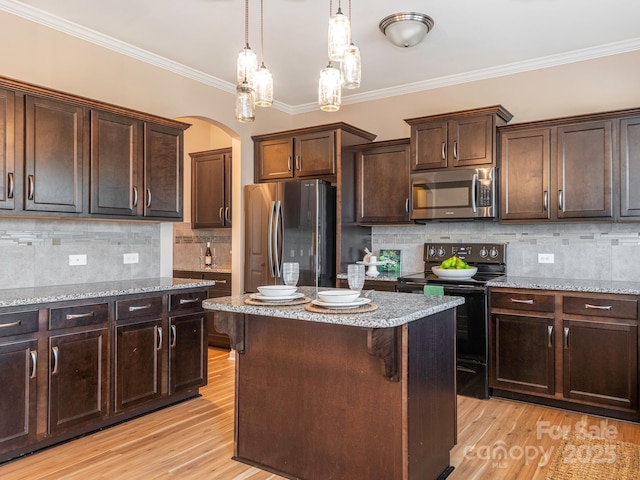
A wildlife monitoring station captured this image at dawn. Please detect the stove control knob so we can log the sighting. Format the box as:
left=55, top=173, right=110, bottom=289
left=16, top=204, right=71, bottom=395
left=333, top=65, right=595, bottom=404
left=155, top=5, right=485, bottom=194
left=437, top=247, right=446, bottom=257
left=489, top=247, right=499, bottom=258
left=479, top=247, right=488, bottom=258
left=428, top=247, right=437, bottom=257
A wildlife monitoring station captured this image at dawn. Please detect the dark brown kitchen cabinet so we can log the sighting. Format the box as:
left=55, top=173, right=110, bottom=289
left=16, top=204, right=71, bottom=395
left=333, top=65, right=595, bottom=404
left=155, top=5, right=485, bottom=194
left=490, top=287, right=640, bottom=421
left=405, top=106, right=512, bottom=171
left=620, top=115, right=640, bottom=218
left=90, top=110, right=143, bottom=216
left=143, top=122, right=183, bottom=219
left=354, top=138, right=412, bottom=224
left=190, top=148, right=232, bottom=228
left=24, top=95, right=86, bottom=214
left=169, top=312, right=207, bottom=394
left=48, top=328, right=109, bottom=434
left=0, top=88, right=16, bottom=211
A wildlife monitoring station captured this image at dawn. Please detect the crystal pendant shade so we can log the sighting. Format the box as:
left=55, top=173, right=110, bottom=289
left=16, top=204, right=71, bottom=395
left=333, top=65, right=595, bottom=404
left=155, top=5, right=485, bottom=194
left=236, top=47, right=258, bottom=86
left=253, top=64, right=273, bottom=107
left=318, top=63, right=342, bottom=112
left=235, top=80, right=255, bottom=122
left=328, top=9, right=351, bottom=62
left=341, top=43, right=361, bottom=89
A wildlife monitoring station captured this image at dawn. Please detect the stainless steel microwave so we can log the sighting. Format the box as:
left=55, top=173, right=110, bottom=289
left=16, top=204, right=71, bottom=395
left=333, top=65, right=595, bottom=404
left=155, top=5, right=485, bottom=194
left=411, top=167, right=497, bottom=221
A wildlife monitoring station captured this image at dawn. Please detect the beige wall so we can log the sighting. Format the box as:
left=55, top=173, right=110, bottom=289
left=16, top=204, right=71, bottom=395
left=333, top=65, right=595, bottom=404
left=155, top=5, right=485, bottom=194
left=2, top=10, right=639, bottom=291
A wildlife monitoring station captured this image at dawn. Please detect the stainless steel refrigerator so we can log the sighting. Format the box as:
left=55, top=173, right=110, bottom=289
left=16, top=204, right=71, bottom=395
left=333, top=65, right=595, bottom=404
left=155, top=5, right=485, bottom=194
left=244, top=180, right=336, bottom=293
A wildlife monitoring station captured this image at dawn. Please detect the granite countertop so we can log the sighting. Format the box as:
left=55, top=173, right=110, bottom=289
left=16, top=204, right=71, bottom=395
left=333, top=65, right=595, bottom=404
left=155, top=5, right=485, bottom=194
left=202, top=286, right=464, bottom=329
left=0, top=278, right=216, bottom=308
left=487, top=276, right=640, bottom=295
left=173, top=265, right=232, bottom=274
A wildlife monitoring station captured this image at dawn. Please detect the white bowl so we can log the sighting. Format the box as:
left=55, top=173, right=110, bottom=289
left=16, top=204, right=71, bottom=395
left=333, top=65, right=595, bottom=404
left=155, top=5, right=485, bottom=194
left=431, top=266, right=478, bottom=279
left=257, top=285, right=298, bottom=297
left=317, top=289, right=361, bottom=304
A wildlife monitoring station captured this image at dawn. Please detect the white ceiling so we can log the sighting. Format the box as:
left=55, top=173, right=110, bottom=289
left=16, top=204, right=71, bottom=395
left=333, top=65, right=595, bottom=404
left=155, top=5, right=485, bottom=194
left=2, top=0, right=640, bottom=113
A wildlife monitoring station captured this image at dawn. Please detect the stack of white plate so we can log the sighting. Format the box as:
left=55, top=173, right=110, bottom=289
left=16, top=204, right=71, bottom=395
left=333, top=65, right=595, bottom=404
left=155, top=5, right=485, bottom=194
left=311, top=289, right=371, bottom=309
left=250, top=285, right=303, bottom=302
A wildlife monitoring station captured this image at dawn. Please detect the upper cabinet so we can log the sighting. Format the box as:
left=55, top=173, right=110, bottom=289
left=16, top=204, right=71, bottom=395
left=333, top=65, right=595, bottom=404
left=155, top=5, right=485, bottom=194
left=252, top=123, right=376, bottom=183
left=405, top=106, right=513, bottom=171
left=354, top=138, right=412, bottom=224
left=0, top=75, right=188, bottom=221
left=498, top=110, right=633, bottom=222
left=190, top=148, right=232, bottom=228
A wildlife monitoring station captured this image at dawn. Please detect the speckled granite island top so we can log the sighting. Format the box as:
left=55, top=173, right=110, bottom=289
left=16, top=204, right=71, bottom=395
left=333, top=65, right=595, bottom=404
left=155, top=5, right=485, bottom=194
left=173, top=265, right=232, bottom=274
left=0, top=278, right=216, bottom=308
left=487, top=276, right=640, bottom=295
left=202, top=286, right=464, bottom=329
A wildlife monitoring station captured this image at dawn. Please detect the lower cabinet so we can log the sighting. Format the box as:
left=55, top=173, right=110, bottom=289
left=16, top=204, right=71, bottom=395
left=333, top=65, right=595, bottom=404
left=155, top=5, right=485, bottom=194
left=489, top=288, right=639, bottom=420
left=170, top=312, right=207, bottom=394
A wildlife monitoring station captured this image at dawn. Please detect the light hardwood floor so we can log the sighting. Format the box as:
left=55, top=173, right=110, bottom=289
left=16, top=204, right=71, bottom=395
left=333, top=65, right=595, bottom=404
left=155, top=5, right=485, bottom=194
left=2, top=348, right=640, bottom=479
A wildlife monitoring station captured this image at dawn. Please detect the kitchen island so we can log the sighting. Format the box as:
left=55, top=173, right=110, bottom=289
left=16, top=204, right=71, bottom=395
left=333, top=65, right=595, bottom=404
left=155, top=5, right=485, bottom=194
left=203, top=288, right=464, bottom=480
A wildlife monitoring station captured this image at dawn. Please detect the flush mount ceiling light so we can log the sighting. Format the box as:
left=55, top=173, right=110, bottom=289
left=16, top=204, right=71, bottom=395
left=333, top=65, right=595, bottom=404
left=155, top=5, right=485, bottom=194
left=379, top=12, right=434, bottom=48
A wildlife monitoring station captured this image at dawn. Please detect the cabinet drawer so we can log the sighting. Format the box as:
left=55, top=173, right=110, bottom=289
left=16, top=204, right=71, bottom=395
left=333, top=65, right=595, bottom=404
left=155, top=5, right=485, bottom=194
left=563, top=296, right=638, bottom=320
left=169, top=290, right=207, bottom=313
left=50, top=303, right=108, bottom=330
left=491, top=291, right=555, bottom=313
left=116, top=296, right=163, bottom=320
left=0, top=310, right=39, bottom=337
left=173, top=271, right=205, bottom=280
left=203, top=273, right=231, bottom=296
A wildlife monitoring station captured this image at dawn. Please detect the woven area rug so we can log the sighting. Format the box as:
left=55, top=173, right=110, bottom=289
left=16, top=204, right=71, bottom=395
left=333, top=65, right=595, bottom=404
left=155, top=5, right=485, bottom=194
left=546, top=432, right=640, bottom=480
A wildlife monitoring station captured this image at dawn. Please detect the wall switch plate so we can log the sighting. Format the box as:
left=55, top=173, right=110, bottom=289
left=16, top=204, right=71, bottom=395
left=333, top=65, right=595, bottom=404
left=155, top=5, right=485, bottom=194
left=123, top=253, right=139, bottom=264
left=538, top=253, right=555, bottom=264
left=69, top=254, right=87, bottom=266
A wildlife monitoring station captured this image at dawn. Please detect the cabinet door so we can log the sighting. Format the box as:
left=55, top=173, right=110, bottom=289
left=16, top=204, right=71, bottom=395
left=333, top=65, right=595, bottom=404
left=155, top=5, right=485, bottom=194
left=143, top=122, right=183, bottom=219
left=114, top=318, right=163, bottom=412
left=490, top=314, right=555, bottom=395
left=0, top=89, right=15, bottom=211
left=620, top=116, right=640, bottom=218
left=557, top=120, right=613, bottom=219
left=449, top=115, right=493, bottom=167
left=255, top=137, right=294, bottom=181
left=294, top=130, right=336, bottom=178
left=500, top=129, right=551, bottom=220
left=411, top=121, right=448, bottom=170
left=90, top=110, right=143, bottom=216
left=49, top=329, right=108, bottom=434
left=357, top=142, right=411, bottom=224
left=170, top=313, right=207, bottom=394
left=24, top=96, right=84, bottom=213
left=563, top=319, right=638, bottom=411
left=0, top=340, right=37, bottom=453
left=191, top=150, right=226, bottom=228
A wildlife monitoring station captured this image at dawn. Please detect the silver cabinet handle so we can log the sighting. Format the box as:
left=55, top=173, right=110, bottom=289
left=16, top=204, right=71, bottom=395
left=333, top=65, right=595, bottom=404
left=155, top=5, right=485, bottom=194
left=128, top=303, right=152, bottom=312
left=543, top=190, right=548, bottom=211
left=219, top=207, right=224, bottom=222
left=146, top=188, right=152, bottom=208
left=287, top=156, right=292, bottom=171
left=585, top=303, right=612, bottom=311
left=441, top=142, right=446, bottom=161
left=28, top=175, right=34, bottom=200
left=65, top=311, right=95, bottom=320
left=547, top=325, right=553, bottom=348
left=453, top=140, right=458, bottom=160
left=214, top=279, right=227, bottom=284
left=563, top=327, right=569, bottom=350
left=0, top=320, right=21, bottom=328
left=510, top=298, right=534, bottom=304
left=295, top=155, right=301, bottom=171
left=30, top=350, right=37, bottom=379
left=179, top=298, right=200, bottom=305
left=170, top=324, right=177, bottom=348
left=52, top=346, right=59, bottom=375
left=156, top=326, right=163, bottom=351
left=558, top=189, right=564, bottom=211
left=133, top=186, right=138, bottom=207
left=7, top=172, right=13, bottom=199
left=225, top=207, right=230, bottom=222
left=405, top=198, right=409, bottom=213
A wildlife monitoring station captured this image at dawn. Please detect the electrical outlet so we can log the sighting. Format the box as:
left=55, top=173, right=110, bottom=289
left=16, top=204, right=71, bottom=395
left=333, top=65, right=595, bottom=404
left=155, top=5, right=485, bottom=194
left=69, top=254, right=87, bottom=266
left=123, top=253, right=139, bottom=264
left=538, top=253, right=555, bottom=264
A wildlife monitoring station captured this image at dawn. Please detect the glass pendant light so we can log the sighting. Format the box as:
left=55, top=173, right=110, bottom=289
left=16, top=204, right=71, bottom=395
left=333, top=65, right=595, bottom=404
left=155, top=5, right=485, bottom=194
left=235, top=79, right=255, bottom=122
left=254, top=0, right=273, bottom=107
left=340, top=1, right=360, bottom=89
left=318, top=62, right=342, bottom=112
left=328, top=0, right=351, bottom=62
left=236, top=0, right=257, bottom=87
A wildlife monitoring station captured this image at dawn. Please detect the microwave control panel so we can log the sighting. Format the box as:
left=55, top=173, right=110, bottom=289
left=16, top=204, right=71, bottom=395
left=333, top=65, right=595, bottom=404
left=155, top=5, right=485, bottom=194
left=478, top=184, right=492, bottom=207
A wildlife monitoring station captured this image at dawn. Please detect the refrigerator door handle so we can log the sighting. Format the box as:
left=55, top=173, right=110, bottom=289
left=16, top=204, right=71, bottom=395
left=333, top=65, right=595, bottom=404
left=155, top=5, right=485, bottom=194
left=274, top=200, right=284, bottom=278
left=268, top=200, right=276, bottom=278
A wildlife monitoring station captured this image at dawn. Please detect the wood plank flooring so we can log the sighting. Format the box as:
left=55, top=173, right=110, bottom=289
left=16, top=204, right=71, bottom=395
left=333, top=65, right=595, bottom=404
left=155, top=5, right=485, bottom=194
left=1, top=348, right=640, bottom=479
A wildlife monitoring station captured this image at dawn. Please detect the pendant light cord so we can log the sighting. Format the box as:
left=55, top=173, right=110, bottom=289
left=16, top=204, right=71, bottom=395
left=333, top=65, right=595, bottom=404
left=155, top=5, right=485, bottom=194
left=244, top=0, right=249, bottom=49
left=260, top=0, right=265, bottom=65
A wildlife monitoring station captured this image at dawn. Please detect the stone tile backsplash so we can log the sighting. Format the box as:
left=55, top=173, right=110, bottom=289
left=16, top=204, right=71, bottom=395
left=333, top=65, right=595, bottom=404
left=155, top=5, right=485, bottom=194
left=172, top=223, right=232, bottom=269
left=0, top=218, right=161, bottom=289
left=372, top=222, right=640, bottom=281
